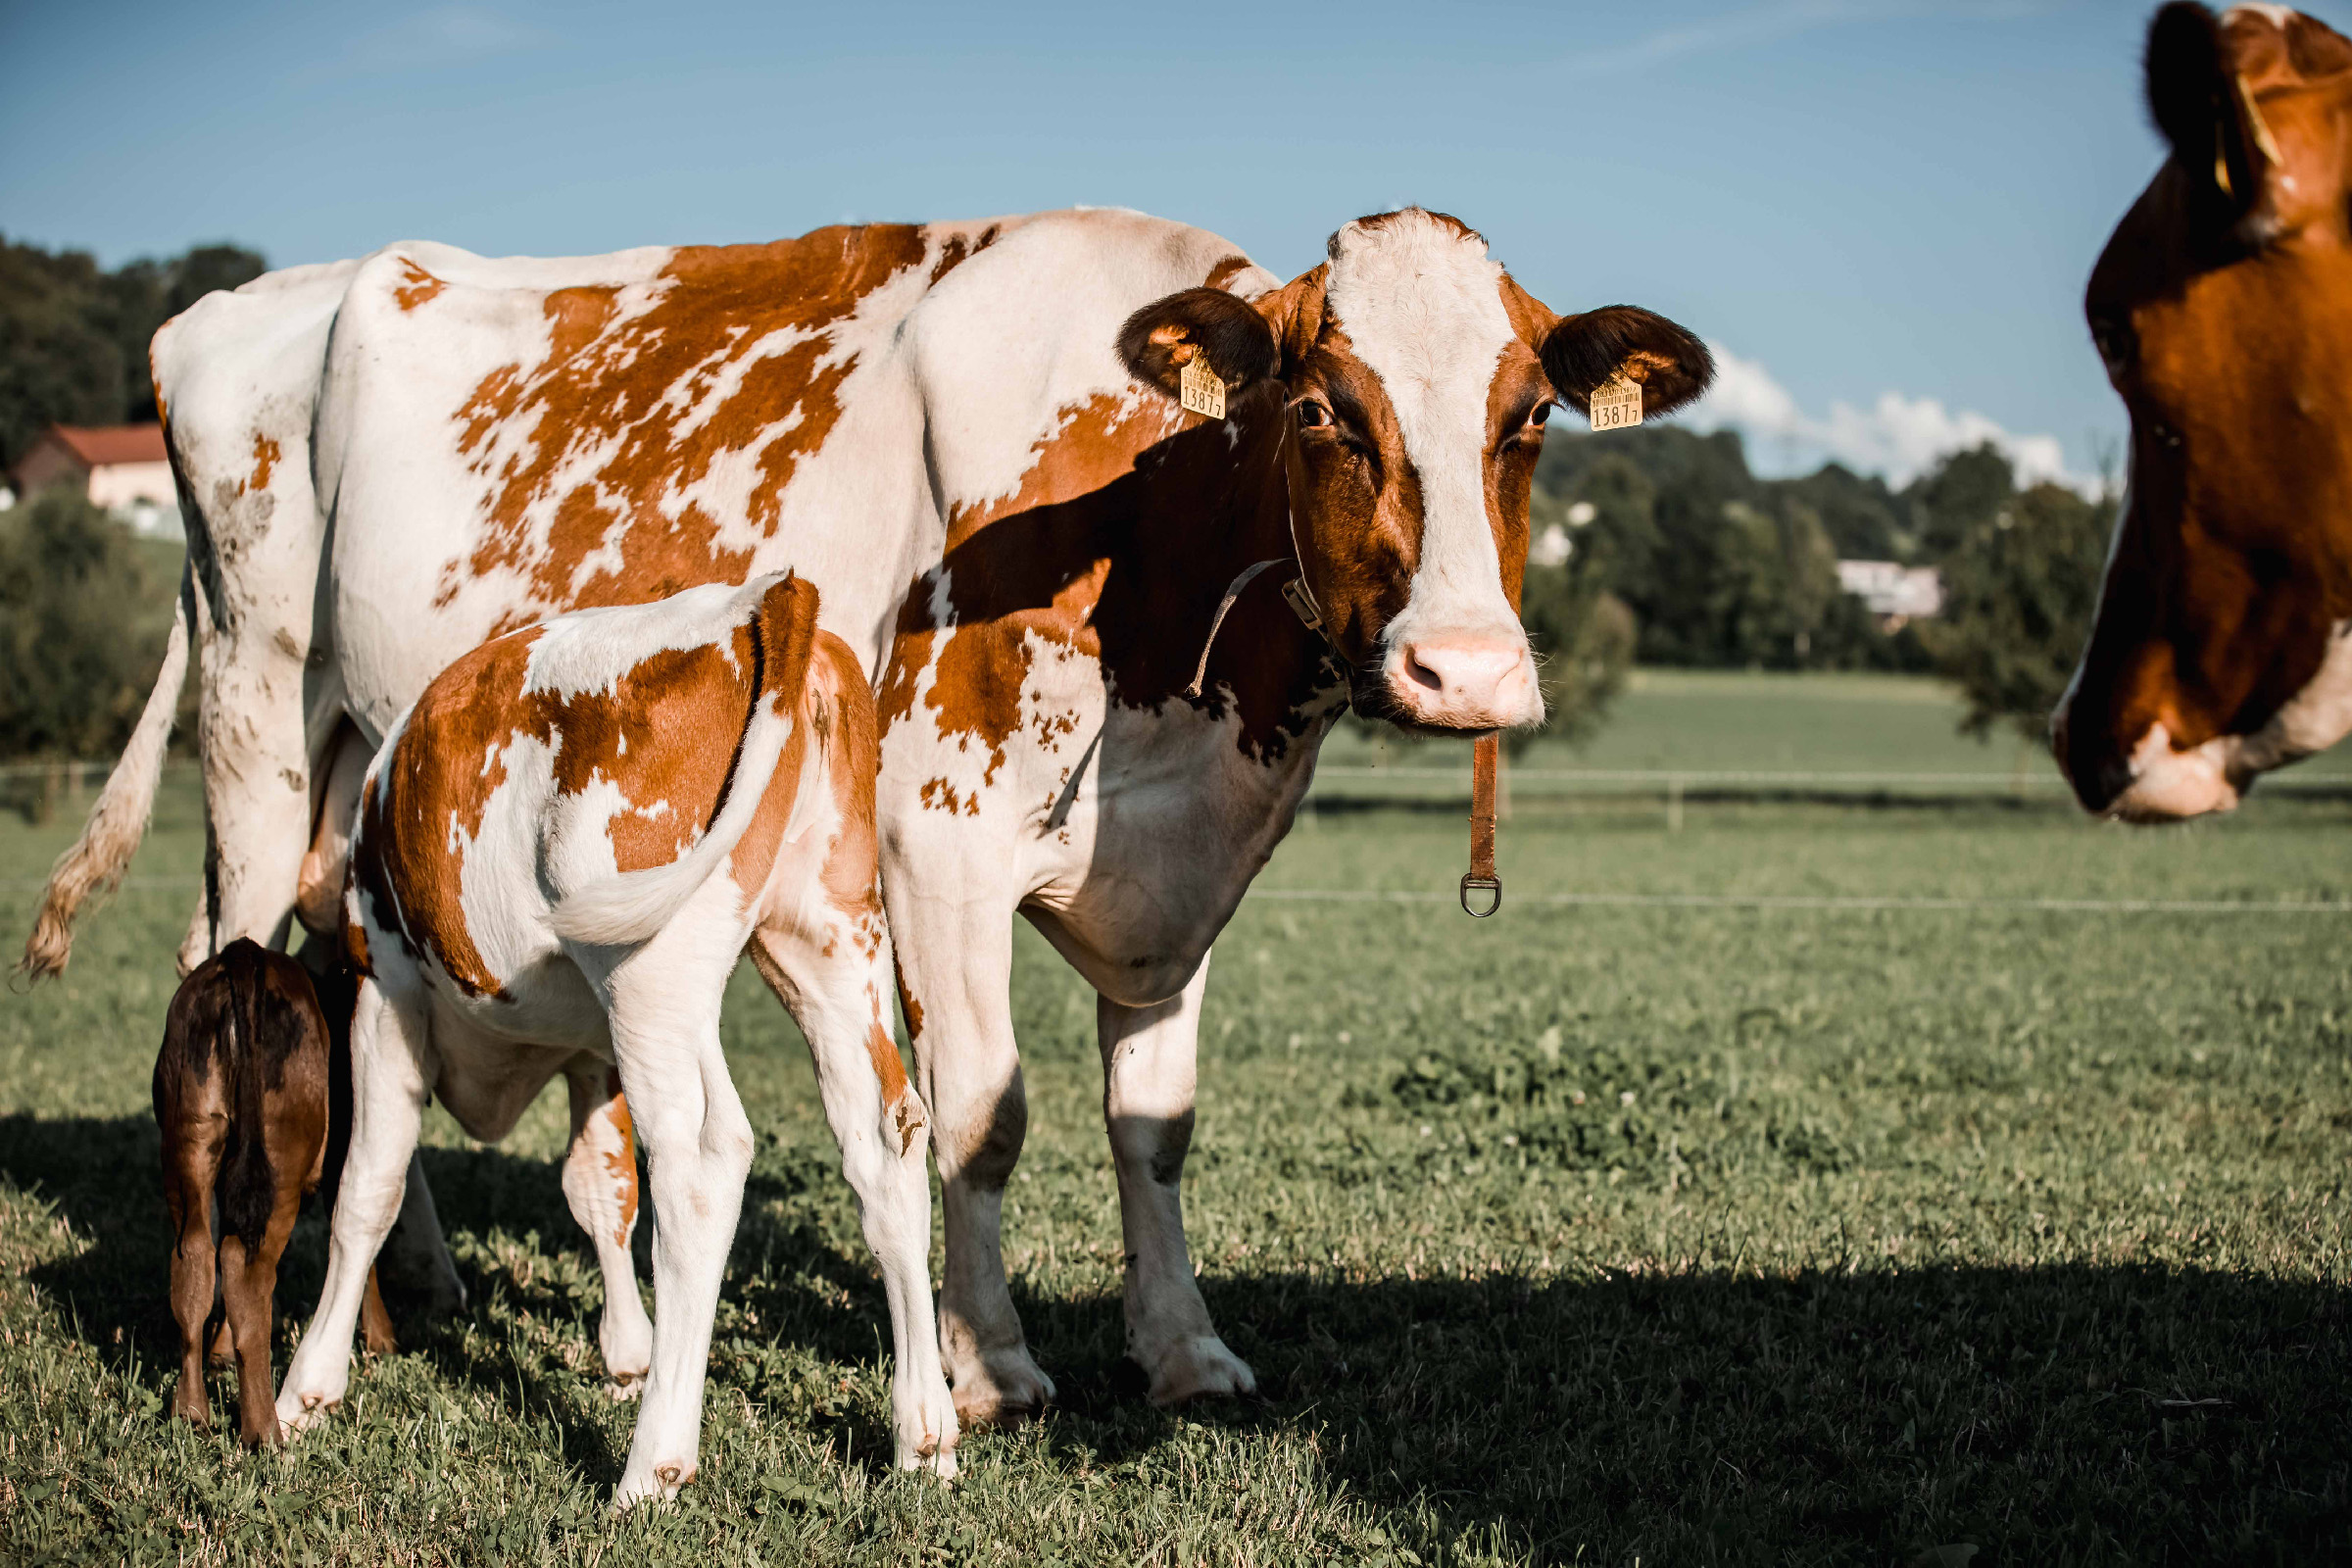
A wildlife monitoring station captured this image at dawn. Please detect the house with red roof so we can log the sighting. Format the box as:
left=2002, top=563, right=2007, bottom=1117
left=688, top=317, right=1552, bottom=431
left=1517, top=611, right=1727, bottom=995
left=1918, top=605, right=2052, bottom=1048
left=9, top=423, right=180, bottom=535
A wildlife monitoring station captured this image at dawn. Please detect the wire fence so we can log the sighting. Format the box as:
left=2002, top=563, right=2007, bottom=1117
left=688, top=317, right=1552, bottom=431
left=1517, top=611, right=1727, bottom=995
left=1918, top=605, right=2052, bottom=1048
left=1302, top=761, right=2352, bottom=828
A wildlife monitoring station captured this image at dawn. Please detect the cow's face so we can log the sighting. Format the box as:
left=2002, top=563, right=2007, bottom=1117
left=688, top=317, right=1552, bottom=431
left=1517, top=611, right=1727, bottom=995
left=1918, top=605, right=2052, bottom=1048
left=1120, top=210, right=1710, bottom=734
left=2059, top=4, right=2352, bottom=818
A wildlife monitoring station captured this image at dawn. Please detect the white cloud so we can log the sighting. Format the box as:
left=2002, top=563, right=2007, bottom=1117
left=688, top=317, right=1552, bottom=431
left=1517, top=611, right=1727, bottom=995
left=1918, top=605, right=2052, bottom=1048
left=1682, top=343, right=2096, bottom=494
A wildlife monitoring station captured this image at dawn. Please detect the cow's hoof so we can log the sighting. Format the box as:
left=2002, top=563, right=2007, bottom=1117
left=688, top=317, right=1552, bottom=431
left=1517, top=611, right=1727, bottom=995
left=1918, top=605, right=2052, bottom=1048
left=274, top=1391, right=339, bottom=1443
left=897, top=1379, right=961, bottom=1479
left=950, top=1350, right=1055, bottom=1430
left=603, top=1372, right=646, bottom=1403
left=1145, top=1334, right=1257, bottom=1407
left=612, top=1460, right=694, bottom=1512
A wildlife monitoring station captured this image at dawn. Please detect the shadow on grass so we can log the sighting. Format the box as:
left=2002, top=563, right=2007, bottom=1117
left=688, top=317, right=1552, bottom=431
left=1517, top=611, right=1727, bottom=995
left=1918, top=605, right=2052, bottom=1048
left=6, top=1112, right=2347, bottom=1559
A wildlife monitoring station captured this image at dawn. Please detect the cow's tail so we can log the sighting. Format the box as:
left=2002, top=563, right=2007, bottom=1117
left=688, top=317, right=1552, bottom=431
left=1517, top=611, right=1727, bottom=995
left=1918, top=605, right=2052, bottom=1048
left=17, top=562, right=193, bottom=982
left=546, top=573, right=822, bottom=949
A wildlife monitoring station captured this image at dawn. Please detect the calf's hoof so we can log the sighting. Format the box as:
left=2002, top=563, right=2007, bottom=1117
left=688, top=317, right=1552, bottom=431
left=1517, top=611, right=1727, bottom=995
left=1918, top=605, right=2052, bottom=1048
left=603, top=1371, right=647, bottom=1403
left=950, top=1349, right=1055, bottom=1431
left=1145, top=1334, right=1258, bottom=1407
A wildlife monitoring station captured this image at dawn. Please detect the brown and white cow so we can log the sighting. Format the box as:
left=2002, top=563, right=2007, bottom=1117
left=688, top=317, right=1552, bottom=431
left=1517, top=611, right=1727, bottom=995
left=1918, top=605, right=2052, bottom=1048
left=24, top=206, right=1710, bottom=1421
left=277, top=571, right=955, bottom=1502
left=2059, top=3, right=2352, bottom=817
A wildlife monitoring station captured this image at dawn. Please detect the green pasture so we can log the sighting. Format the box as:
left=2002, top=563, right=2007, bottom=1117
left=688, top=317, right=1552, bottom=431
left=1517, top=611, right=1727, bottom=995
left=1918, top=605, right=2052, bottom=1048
left=2, top=675, right=2349, bottom=1564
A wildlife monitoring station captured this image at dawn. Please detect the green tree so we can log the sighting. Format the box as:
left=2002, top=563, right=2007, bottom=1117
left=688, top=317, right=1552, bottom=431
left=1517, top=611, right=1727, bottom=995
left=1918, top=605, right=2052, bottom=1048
left=1910, top=442, right=2015, bottom=562
left=0, top=241, right=124, bottom=471
left=0, top=236, right=267, bottom=466
left=1920, top=481, right=2115, bottom=743
left=0, top=490, right=181, bottom=766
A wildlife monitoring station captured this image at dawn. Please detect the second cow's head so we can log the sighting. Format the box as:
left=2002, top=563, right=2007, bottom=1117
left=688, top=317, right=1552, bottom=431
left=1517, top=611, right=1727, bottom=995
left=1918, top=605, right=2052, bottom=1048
left=1119, top=209, right=1711, bottom=734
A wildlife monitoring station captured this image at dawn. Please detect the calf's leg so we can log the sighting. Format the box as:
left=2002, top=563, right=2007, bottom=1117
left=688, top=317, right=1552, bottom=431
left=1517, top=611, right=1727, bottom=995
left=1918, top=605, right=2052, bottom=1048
left=561, top=1061, right=653, bottom=1395
left=1098, top=957, right=1255, bottom=1405
left=277, top=980, right=433, bottom=1438
left=220, top=1179, right=307, bottom=1447
left=163, top=1132, right=222, bottom=1428
left=750, top=922, right=957, bottom=1475
left=603, top=929, right=755, bottom=1508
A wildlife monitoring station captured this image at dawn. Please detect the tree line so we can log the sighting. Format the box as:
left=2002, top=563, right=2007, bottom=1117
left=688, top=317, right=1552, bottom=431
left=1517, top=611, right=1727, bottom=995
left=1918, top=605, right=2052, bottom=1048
left=1517, top=425, right=2115, bottom=749
left=0, top=237, right=259, bottom=803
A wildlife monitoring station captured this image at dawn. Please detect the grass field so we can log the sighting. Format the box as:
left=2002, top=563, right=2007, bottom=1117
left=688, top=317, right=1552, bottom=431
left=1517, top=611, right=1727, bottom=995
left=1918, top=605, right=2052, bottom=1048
left=2, top=675, right=2349, bottom=1564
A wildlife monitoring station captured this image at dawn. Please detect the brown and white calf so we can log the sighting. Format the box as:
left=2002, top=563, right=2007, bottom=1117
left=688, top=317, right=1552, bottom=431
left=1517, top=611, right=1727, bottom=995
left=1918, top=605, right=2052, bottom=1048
left=32, top=204, right=1710, bottom=1422
left=275, top=571, right=954, bottom=1503
left=2059, top=4, right=2352, bottom=816
left=155, top=939, right=390, bottom=1446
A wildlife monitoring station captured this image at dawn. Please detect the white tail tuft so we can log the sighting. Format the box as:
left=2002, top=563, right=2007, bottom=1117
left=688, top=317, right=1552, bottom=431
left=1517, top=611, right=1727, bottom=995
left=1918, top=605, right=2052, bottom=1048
left=18, top=569, right=192, bottom=982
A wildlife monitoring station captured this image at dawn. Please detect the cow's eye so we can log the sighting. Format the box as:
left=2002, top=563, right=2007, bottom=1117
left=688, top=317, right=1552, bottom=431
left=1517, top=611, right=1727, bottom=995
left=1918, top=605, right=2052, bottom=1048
left=2090, top=316, right=2137, bottom=373
left=1529, top=402, right=1552, bottom=427
left=1297, top=401, right=1333, bottom=429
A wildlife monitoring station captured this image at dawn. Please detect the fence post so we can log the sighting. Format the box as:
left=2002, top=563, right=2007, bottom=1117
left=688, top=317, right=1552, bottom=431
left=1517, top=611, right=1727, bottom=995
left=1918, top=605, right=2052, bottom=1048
left=1667, top=774, right=1684, bottom=833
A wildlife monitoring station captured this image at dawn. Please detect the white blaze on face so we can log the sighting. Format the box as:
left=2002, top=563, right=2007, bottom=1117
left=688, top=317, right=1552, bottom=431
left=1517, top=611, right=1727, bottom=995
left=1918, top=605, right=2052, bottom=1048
left=1323, top=213, right=1542, bottom=729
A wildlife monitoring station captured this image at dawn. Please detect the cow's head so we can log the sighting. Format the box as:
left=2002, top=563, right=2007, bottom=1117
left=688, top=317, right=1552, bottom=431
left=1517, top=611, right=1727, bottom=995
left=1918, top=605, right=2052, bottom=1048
left=2058, top=4, right=2352, bottom=818
left=1119, top=209, right=1710, bottom=733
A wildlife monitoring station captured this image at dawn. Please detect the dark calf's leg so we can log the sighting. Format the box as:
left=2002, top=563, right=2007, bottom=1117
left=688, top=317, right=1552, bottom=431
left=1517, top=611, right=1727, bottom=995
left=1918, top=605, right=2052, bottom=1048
left=164, top=1134, right=222, bottom=1427
left=360, top=1268, right=395, bottom=1355
left=221, top=1183, right=306, bottom=1447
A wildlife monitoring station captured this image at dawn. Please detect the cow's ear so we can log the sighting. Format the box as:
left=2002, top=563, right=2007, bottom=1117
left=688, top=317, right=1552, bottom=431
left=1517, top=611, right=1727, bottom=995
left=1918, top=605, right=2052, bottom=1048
left=1541, top=307, right=1713, bottom=418
left=2145, top=2, right=2288, bottom=227
left=1118, top=288, right=1280, bottom=402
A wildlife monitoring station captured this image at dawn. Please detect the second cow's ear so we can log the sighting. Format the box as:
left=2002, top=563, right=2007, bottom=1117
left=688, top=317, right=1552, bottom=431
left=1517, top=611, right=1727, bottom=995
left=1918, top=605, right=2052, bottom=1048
left=1541, top=306, right=1714, bottom=418
left=1118, top=288, right=1281, bottom=403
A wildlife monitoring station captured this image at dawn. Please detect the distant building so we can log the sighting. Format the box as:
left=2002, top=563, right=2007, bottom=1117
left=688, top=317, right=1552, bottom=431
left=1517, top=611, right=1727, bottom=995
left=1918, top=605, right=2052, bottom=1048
left=1836, top=560, right=1942, bottom=625
left=9, top=423, right=181, bottom=536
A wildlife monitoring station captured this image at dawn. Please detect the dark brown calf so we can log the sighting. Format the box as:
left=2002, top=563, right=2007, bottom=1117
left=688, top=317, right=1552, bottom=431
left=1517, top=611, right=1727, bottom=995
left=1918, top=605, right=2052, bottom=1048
left=153, top=939, right=389, bottom=1445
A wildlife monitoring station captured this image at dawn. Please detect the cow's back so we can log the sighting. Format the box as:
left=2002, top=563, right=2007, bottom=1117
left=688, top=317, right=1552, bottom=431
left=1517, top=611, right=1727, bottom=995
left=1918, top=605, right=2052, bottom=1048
left=303, top=210, right=1260, bottom=740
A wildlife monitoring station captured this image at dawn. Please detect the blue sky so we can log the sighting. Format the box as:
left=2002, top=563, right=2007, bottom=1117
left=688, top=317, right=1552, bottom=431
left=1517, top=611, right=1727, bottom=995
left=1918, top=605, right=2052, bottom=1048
left=8, top=0, right=2339, bottom=491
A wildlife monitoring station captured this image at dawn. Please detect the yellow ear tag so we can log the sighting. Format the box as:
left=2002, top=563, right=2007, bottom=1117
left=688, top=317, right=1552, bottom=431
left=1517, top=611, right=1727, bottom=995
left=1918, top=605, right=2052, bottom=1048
left=1589, top=370, right=1642, bottom=432
left=1179, top=351, right=1226, bottom=420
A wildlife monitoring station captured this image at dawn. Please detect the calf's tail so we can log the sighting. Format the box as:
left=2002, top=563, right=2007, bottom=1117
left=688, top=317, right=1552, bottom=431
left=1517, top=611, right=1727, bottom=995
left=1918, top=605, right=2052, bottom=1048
left=215, top=941, right=281, bottom=1252
left=18, top=563, right=193, bottom=982
left=547, top=573, right=823, bottom=948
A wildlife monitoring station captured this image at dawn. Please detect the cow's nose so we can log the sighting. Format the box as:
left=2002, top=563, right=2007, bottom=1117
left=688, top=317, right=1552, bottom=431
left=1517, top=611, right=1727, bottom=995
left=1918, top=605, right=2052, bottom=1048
left=1389, top=634, right=1538, bottom=729
left=2052, top=701, right=2132, bottom=814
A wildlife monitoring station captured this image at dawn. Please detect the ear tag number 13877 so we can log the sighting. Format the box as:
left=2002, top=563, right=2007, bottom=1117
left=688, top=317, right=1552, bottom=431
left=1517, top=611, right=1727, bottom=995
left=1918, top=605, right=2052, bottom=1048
left=1180, top=352, right=1226, bottom=420
left=1589, top=371, right=1642, bottom=432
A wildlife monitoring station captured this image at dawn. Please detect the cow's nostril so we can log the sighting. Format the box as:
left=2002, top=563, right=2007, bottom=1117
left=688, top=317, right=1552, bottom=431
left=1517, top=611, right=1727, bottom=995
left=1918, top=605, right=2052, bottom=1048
left=1405, top=654, right=1445, bottom=693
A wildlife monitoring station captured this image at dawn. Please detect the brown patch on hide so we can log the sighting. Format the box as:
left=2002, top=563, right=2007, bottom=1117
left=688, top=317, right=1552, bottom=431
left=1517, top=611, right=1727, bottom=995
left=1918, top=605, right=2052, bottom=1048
left=440, top=224, right=970, bottom=613
left=248, top=433, right=279, bottom=494
left=393, top=259, right=446, bottom=313
left=351, top=576, right=822, bottom=997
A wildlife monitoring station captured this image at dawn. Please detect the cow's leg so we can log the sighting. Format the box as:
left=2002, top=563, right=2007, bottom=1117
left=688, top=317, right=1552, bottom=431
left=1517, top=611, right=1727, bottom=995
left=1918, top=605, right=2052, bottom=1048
left=604, top=936, right=755, bottom=1508
left=277, top=980, right=432, bottom=1437
left=176, top=569, right=315, bottom=975
left=749, top=920, right=957, bottom=1476
left=1098, top=956, right=1256, bottom=1405
left=887, top=898, right=1054, bottom=1427
left=221, top=1177, right=307, bottom=1447
left=561, top=1062, right=652, bottom=1396
left=163, top=1135, right=221, bottom=1428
